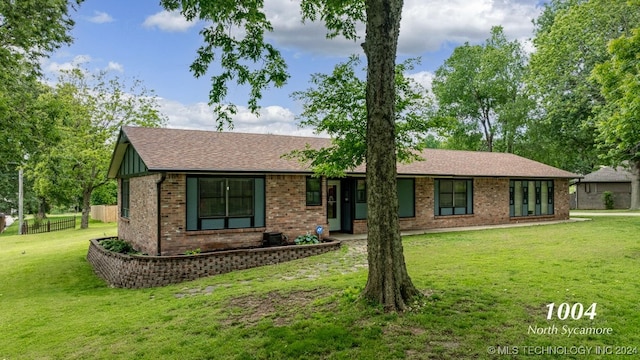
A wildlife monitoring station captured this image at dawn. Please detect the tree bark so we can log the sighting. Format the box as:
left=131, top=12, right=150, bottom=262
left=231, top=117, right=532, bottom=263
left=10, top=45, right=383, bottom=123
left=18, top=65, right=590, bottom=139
left=361, top=0, right=420, bottom=311
left=81, top=188, right=91, bottom=229
left=630, top=159, right=640, bottom=210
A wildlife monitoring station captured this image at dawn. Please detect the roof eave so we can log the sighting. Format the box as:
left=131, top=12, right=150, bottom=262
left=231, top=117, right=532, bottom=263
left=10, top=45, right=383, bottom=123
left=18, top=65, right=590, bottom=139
left=107, top=129, right=130, bottom=179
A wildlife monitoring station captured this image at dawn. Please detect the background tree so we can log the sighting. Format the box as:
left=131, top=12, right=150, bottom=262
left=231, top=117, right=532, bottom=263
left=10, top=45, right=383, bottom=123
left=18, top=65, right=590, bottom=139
left=27, top=68, right=167, bottom=228
left=0, top=0, right=82, bottom=211
left=0, top=0, right=81, bottom=157
left=432, top=26, right=531, bottom=153
left=91, top=180, right=117, bottom=206
left=525, top=0, right=640, bottom=174
left=591, top=26, right=640, bottom=209
left=161, top=0, right=420, bottom=310
left=287, top=55, right=436, bottom=177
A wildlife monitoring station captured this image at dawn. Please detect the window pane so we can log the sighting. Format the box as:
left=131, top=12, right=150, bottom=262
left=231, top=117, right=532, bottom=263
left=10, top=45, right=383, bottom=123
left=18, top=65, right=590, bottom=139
left=528, top=182, right=536, bottom=215
left=121, top=179, right=130, bottom=218
left=514, top=181, right=523, bottom=216
left=228, top=197, right=252, bottom=216
left=454, top=192, right=466, bottom=207
left=200, top=178, right=225, bottom=198
left=306, top=177, right=321, bottom=206
left=454, top=180, right=466, bottom=193
left=228, top=179, right=253, bottom=197
left=228, top=179, right=253, bottom=216
left=541, top=181, right=548, bottom=214
left=307, top=177, right=320, bottom=191
left=200, top=178, right=225, bottom=217
left=440, top=180, right=453, bottom=192
left=200, top=198, right=225, bottom=217
left=440, top=193, right=453, bottom=207
left=356, top=179, right=366, bottom=203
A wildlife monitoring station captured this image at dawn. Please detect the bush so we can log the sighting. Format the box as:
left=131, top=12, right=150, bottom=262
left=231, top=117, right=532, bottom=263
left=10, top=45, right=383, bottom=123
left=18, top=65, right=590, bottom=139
left=295, top=232, right=320, bottom=245
left=101, top=238, right=135, bottom=254
left=603, top=191, right=615, bottom=210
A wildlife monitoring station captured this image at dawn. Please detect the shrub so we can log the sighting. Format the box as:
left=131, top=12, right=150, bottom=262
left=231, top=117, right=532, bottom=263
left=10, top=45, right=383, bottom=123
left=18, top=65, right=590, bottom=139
left=295, top=232, right=319, bottom=245
left=101, top=238, right=135, bottom=254
left=603, top=191, right=615, bottom=210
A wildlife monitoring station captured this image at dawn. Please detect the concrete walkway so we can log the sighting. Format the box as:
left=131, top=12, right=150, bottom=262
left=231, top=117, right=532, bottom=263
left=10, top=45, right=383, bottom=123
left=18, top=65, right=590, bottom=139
left=329, top=217, right=590, bottom=241
left=570, top=211, right=640, bottom=216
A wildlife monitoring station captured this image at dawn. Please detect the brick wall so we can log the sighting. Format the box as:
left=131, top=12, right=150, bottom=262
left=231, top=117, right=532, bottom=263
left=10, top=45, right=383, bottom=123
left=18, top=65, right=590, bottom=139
left=120, top=173, right=331, bottom=256
left=119, top=173, right=571, bottom=256
left=353, top=177, right=571, bottom=233
left=265, top=174, right=330, bottom=241
left=87, top=237, right=341, bottom=288
left=553, top=178, right=571, bottom=219
left=574, top=182, right=632, bottom=209
left=118, top=174, right=161, bottom=255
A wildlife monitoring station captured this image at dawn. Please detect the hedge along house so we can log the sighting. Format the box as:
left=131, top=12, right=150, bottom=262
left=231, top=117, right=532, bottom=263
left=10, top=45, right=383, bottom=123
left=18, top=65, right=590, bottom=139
left=108, top=126, right=579, bottom=256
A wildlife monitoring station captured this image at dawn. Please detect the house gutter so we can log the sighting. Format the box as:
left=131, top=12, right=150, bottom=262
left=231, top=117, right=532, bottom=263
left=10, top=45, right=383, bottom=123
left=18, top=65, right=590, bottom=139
left=156, top=172, right=167, bottom=256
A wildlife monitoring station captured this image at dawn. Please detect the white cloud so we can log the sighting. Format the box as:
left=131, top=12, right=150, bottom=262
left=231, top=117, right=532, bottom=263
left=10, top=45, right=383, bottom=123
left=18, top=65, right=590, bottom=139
left=262, top=0, right=541, bottom=56
left=105, top=61, right=124, bottom=73
left=264, top=0, right=364, bottom=56
left=158, top=98, right=321, bottom=136
left=44, top=54, right=93, bottom=74
left=143, top=10, right=197, bottom=32
left=407, top=70, right=435, bottom=92
left=87, top=11, right=114, bottom=24
left=399, top=0, right=541, bottom=54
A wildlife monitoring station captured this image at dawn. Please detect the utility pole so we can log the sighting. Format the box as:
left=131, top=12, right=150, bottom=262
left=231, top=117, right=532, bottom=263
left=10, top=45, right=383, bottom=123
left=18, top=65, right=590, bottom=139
left=18, top=167, right=23, bottom=235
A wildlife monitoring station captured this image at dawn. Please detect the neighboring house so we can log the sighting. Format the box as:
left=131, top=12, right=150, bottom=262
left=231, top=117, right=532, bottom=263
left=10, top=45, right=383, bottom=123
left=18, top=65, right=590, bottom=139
left=573, top=166, right=632, bottom=209
left=108, top=127, right=579, bottom=256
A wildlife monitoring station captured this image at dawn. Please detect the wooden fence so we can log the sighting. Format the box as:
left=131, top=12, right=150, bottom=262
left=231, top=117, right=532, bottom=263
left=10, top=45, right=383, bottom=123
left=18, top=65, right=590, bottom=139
left=90, top=205, right=118, bottom=223
left=21, top=217, right=76, bottom=235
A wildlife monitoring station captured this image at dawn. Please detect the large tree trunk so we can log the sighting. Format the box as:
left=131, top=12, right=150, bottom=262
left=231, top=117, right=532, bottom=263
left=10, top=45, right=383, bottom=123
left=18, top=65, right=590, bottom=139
left=630, top=160, right=640, bottom=210
left=81, top=188, right=92, bottom=229
left=361, top=0, right=420, bottom=311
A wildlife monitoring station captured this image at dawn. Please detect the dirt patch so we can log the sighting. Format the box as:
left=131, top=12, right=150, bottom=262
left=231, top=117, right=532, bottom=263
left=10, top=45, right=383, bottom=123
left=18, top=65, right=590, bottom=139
left=220, top=288, right=334, bottom=326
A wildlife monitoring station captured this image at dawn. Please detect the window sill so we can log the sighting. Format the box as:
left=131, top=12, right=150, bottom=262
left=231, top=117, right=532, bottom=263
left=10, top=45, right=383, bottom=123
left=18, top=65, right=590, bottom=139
left=186, top=227, right=266, bottom=236
left=510, top=215, right=555, bottom=219
left=120, top=217, right=130, bottom=223
left=434, top=214, right=474, bottom=219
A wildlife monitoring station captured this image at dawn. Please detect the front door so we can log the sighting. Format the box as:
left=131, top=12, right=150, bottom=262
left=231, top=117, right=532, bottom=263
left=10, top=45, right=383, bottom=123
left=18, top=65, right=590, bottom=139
left=327, top=180, right=341, bottom=231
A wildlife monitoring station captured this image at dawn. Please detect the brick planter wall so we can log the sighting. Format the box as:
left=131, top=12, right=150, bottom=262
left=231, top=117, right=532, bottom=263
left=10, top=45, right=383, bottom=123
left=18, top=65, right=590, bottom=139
left=87, top=237, right=341, bottom=289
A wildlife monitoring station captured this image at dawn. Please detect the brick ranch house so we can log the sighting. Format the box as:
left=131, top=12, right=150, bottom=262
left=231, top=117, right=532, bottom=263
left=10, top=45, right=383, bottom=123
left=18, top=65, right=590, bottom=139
left=108, top=126, right=579, bottom=256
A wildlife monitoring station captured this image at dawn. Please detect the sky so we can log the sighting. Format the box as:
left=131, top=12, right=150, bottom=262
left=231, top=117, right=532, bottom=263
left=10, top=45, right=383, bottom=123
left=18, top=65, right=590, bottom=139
left=45, top=0, right=547, bottom=136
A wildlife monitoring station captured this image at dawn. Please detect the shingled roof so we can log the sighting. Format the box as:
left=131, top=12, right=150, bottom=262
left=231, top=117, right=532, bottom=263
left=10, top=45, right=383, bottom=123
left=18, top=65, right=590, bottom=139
left=108, top=126, right=579, bottom=179
left=580, top=166, right=632, bottom=183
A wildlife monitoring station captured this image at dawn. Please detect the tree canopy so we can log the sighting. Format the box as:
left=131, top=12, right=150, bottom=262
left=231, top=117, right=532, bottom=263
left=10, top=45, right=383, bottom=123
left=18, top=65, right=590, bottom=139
left=287, top=56, right=436, bottom=177
left=525, top=0, right=640, bottom=174
left=433, top=26, right=530, bottom=153
left=591, top=26, right=640, bottom=209
left=26, top=68, right=167, bottom=227
left=0, top=0, right=82, bottom=213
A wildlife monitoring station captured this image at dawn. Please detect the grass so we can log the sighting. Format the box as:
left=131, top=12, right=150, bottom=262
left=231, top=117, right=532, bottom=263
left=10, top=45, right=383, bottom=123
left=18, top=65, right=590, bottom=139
left=1, top=217, right=639, bottom=359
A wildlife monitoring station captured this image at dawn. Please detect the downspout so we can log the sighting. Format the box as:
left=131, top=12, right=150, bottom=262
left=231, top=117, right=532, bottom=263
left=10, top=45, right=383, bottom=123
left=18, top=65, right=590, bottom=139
left=156, top=172, right=167, bottom=256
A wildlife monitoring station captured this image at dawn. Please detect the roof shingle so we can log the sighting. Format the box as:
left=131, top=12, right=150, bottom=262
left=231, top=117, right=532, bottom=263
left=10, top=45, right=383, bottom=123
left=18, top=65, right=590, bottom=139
left=109, top=126, right=579, bottom=179
left=580, top=166, right=632, bottom=183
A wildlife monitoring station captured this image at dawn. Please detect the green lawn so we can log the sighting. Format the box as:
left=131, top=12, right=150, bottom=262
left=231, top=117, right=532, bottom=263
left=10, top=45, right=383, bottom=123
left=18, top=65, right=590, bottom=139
left=1, top=217, right=639, bottom=359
